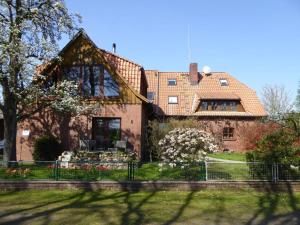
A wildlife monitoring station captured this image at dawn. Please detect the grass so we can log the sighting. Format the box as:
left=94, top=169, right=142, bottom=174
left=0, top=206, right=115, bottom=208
left=0, top=189, right=299, bottom=225
left=208, top=152, right=247, bottom=161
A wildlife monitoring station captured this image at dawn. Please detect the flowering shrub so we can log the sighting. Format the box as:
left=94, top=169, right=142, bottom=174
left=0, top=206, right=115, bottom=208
left=95, top=165, right=109, bottom=171
left=158, top=128, right=217, bottom=166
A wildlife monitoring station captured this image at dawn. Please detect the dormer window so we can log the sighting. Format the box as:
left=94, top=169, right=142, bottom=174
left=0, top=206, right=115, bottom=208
left=168, top=79, right=177, bottom=86
left=219, top=78, right=229, bottom=86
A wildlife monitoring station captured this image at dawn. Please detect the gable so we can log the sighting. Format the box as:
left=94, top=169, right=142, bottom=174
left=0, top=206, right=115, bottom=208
left=42, top=30, right=148, bottom=104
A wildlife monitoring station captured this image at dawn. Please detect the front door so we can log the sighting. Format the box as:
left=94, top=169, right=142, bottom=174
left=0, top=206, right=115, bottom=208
left=92, top=117, right=121, bottom=149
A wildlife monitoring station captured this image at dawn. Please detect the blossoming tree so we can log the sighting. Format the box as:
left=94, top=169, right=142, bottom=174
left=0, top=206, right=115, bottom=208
left=158, top=128, right=217, bottom=166
left=0, top=0, right=85, bottom=161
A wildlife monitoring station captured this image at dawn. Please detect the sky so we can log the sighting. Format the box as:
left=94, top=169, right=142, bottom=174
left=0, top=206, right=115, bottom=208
left=63, top=0, right=300, bottom=102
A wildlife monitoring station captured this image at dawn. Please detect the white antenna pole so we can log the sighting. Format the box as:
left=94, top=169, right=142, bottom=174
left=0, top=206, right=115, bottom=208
left=187, top=24, right=191, bottom=62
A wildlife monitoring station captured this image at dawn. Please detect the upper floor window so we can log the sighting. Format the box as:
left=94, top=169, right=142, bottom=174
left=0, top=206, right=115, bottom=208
left=219, top=78, right=229, bottom=86
left=199, top=100, right=241, bottom=112
left=201, top=101, right=208, bottom=110
left=64, top=66, right=81, bottom=83
left=220, top=102, right=227, bottom=111
left=168, top=96, right=178, bottom=104
left=147, top=92, right=155, bottom=101
left=63, top=65, right=119, bottom=98
left=104, top=69, right=119, bottom=97
left=230, top=102, right=237, bottom=111
left=168, top=79, right=177, bottom=86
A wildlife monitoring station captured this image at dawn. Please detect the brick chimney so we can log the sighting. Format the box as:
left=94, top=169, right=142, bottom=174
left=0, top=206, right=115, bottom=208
left=189, top=63, right=199, bottom=84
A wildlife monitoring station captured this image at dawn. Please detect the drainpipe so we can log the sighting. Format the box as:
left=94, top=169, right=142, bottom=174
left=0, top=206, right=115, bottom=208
left=156, top=71, right=160, bottom=115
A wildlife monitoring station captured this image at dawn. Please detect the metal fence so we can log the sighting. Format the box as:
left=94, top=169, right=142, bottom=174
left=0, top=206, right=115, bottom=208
left=0, top=161, right=300, bottom=182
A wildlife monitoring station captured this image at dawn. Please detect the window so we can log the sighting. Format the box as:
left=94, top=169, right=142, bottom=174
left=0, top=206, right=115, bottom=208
left=64, top=65, right=119, bottom=97
left=223, top=127, right=234, bottom=139
left=219, top=78, right=229, bottom=86
left=199, top=100, right=241, bottom=112
left=220, top=101, right=227, bottom=111
left=104, top=69, right=119, bottom=97
left=211, top=101, right=218, bottom=110
left=63, top=66, right=81, bottom=83
left=168, top=79, right=177, bottom=86
left=168, top=96, right=178, bottom=104
left=92, top=118, right=121, bottom=149
left=201, top=101, right=208, bottom=110
left=230, top=102, right=237, bottom=111
left=147, top=92, right=155, bottom=101
left=83, top=66, right=101, bottom=96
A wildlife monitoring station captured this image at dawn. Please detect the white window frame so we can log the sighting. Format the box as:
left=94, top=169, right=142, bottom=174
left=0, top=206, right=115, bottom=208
left=219, top=78, right=229, bottom=86
left=168, top=96, right=178, bottom=104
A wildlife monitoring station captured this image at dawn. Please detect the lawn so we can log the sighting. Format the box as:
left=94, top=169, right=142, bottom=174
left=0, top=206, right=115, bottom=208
left=208, top=152, right=247, bottom=161
left=0, top=189, right=299, bottom=225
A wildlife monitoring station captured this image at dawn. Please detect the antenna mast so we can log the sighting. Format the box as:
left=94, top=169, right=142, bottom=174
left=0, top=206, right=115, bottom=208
left=187, top=24, right=192, bottom=62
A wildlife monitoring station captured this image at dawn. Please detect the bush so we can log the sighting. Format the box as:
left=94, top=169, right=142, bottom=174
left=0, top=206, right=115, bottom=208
left=246, top=129, right=300, bottom=164
left=158, top=128, right=217, bottom=165
left=241, top=121, right=280, bottom=150
left=146, top=119, right=208, bottom=161
left=33, top=135, right=63, bottom=161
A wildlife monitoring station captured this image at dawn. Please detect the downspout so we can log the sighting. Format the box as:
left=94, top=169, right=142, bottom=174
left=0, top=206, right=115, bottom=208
left=156, top=71, right=160, bottom=115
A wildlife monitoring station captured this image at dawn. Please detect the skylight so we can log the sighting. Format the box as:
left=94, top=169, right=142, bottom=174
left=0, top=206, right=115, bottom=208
left=219, top=78, right=229, bottom=86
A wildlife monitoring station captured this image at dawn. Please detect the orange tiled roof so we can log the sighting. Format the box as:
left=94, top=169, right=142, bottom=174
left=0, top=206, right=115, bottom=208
left=145, top=71, right=267, bottom=117
left=100, top=49, right=143, bottom=93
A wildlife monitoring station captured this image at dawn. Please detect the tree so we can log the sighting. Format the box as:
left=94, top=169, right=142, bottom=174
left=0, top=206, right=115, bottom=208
left=296, top=81, right=300, bottom=111
left=0, top=0, right=83, bottom=162
left=261, top=84, right=293, bottom=119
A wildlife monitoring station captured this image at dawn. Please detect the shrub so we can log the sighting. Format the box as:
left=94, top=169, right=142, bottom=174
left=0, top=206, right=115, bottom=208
left=158, top=128, right=217, bottom=166
left=33, top=135, right=63, bottom=161
left=146, top=119, right=209, bottom=161
left=241, top=121, right=280, bottom=150
left=246, top=129, right=300, bottom=164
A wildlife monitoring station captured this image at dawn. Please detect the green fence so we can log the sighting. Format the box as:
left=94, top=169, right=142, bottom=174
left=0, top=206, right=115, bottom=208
left=0, top=161, right=300, bottom=181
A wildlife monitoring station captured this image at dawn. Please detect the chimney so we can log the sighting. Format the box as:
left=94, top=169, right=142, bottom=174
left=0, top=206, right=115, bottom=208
left=112, top=43, right=116, bottom=53
left=189, top=63, right=199, bottom=84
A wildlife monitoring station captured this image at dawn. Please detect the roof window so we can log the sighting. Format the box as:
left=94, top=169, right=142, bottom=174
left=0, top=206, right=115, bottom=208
left=219, top=78, right=229, bottom=86
left=168, top=79, right=177, bottom=86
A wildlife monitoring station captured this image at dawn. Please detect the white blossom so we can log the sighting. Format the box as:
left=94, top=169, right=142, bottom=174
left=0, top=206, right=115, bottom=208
left=158, top=128, right=218, bottom=167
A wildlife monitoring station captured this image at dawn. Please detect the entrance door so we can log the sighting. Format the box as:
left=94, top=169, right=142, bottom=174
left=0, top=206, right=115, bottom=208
left=92, top=118, right=121, bottom=149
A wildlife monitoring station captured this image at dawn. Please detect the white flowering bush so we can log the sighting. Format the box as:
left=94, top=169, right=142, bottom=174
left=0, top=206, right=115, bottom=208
left=158, top=128, right=217, bottom=166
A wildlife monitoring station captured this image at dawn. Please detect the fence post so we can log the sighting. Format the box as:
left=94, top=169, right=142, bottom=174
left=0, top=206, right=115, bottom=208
left=272, top=163, right=278, bottom=182
left=55, top=160, right=59, bottom=181
left=205, top=161, right=208, bottom=181
left=128, top=161, right=134, bottom=181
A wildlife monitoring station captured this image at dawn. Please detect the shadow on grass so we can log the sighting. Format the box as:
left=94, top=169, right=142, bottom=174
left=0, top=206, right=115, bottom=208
left=0, top=182, right=199, bottom=225
left=245, top=180, right=300, bottom=225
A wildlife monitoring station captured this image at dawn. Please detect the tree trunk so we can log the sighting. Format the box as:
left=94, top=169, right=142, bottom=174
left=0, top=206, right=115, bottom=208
left=3, top=102, right=17, bottom=163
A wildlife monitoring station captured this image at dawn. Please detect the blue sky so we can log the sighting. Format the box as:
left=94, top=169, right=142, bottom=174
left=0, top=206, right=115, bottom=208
left=64, top=0, right=300, bottom=101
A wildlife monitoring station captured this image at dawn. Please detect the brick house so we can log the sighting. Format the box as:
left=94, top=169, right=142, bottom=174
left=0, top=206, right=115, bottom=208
left=13, top=29, right=266, bottom=160
left=16, top=29, right=149, bottom=160
left=145, top=64, right=267, bottom=151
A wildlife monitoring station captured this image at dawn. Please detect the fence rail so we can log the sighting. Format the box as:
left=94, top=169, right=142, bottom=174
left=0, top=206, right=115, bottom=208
left=0, top=161, right=300, bottom=182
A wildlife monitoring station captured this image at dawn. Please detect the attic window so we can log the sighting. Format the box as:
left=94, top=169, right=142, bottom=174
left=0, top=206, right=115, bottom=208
left=168, top=79, right=177, bottom=86
left=168, top=96, right=178, bottom=104
left=219, top=78, right=229, bottom=86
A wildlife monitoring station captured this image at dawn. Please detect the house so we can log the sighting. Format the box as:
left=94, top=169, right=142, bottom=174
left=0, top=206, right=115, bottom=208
left=14, top=29, right=266, bottom=160
left=145, top=64, right=267, bottom=151
left=16, top=29, right=149, bottom=160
